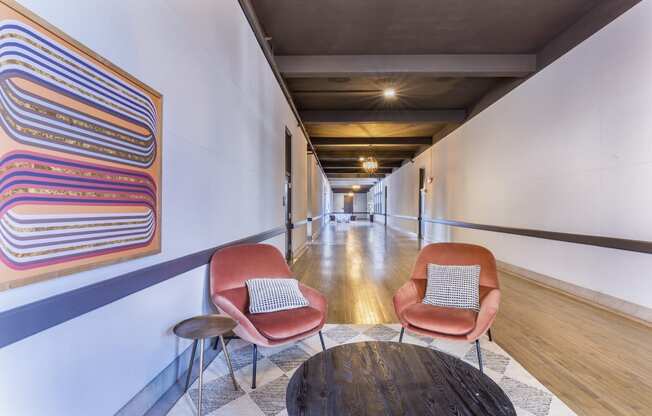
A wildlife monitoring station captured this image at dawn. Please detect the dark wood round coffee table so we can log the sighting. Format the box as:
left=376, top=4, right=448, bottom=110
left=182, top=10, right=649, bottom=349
left=286, top=341, right=516, bottom=416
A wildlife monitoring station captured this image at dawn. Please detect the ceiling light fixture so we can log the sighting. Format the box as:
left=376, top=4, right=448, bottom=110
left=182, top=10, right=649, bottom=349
left=383, top=88, right=396, bottom=99
left=358, top=156, right=365, bottom=162
left=352, top=185, right=361, bottom=191
left=361, top=144, right=379, bottom=174
left=347, top=192, right=354, bottom=197
left=362, top=156, right=379, bottom=174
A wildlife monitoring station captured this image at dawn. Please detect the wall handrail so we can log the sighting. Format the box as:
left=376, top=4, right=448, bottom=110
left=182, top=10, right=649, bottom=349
left=380, top=212, right=652, bottom=255
left=0, top=226, right=287, bottom=349
left=421, top=217, right=652, bottom=254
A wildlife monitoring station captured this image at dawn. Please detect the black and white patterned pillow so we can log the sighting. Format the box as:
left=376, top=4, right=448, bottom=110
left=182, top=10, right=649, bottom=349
left=246, top=278, right=309, bottom=314
left=423, top=264, right=481, bottom=311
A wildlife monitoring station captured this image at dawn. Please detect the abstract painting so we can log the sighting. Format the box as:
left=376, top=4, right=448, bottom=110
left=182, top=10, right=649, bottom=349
left=0, top=1, right=162, bottom=290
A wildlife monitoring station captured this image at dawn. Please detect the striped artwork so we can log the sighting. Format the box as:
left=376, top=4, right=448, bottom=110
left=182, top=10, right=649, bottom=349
left=0, top=3, right=162, bottom=290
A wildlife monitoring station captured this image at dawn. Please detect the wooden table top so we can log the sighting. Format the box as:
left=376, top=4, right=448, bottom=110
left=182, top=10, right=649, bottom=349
left=286, top=341, right=516, bottom=416
left=173, top=315, right=236, bottom=340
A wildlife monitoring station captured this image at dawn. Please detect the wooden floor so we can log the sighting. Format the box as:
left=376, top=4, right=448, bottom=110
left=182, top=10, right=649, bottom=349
left=293, top=221, right=420, bottom=323
left=293, top=221, right=652, bottom=416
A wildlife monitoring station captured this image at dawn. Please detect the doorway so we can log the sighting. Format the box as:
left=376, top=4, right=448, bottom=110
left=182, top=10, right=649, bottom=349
left=384, top=185, right=388, bottom=226
left=344, top=194, right=354, bottom=213
left=284, top=128, right=292, bottom=262
left=418, top=168, right=425, bottom=240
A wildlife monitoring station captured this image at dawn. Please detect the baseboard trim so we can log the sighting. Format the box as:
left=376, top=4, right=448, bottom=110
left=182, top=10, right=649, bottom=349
left=497, top=260, right=652, bottom=327
left=121, top=339, right=222, bottom=416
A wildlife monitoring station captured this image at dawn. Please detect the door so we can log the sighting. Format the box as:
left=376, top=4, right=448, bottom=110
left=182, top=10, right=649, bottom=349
left=418, top=168, right=426, bottom=240
left=384, top=185, right=388, bottom=226
left=344, top=194, right=354, bottom=213
left=284, top=128, right=293, bottom=262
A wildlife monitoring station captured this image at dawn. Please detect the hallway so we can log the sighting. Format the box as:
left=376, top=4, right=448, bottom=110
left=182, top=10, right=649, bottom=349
left=293, top=221, right=420, bottom=323
left=294, top=221, right=652, bottom=416
left=2, top=2, right=652, bottom=415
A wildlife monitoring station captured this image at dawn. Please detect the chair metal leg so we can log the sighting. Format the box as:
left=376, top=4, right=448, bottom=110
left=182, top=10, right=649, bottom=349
left=399, top=327, right=405, bottom=343
left=251, top=344, right=258, bottom=389
left=184, top=340, right=198, bottom=392
left=319, top=330, right=326, bottom=351
left=475, top=339, right=483, bottom=374
left=197, top=339, right=205, bottom=416
left=487, top=328, right=493, bottom=342
left=220, top=336, right=238, bottom=390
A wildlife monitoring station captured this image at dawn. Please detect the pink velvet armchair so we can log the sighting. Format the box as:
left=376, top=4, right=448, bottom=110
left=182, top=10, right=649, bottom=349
left=393, top=243, right=501, bottom=373
left=210, top=243, right=327, bottom=388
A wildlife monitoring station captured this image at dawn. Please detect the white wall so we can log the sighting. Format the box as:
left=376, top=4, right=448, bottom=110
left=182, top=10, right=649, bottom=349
left=380, top=1, right=652, bottom=310
left=332, top=193, right=345, bottom=212
left=291, top=136, right=309, bottom=254
left=353, top=194, right=367, bottom=213
left=307, top=154, right=328, bottom=238
left=0, top=1, right=310, bottom=415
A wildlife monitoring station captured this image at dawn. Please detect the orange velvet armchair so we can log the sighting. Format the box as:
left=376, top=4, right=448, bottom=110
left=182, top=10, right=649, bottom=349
left=393, top=242, right=500, bottom=373
left=210, top=243, right=327, bottom=388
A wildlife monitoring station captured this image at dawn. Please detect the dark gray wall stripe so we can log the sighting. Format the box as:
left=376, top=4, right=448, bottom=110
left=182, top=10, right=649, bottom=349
left=374, top=212, right=652, bottom=254
left=422, top=218, right=652, bottom=254
left=0, top=226, right=286, bottom=349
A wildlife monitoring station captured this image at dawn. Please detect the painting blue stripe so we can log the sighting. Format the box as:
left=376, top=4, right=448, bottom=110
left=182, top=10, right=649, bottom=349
left=0, top=78, right=154, bottom=157
left=0, top=48, right=156, bottom=130
left=0, top=43, right=156, bottom=124
left=0, top=23, right=157, bottom=116
left=0, top=152, right=155, bottom=182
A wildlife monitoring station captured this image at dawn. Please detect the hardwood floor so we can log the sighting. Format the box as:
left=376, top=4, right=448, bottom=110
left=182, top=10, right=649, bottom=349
left=494, top=273, right=652, bottom=416
left=293, top=221, right=652, bottom=416
left=293, top=221, right=419, bottom=323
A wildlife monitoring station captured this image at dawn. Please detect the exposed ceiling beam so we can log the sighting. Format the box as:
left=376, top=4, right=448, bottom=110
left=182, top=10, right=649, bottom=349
left=327, top=173, right=386, bottom=179
left=323, top=167, right=394, bottom=173
left=317, top=150, right=415, bottom=160
left=311, top=137, right=432, bottom=146
left=321, top=160, right=403, bottom=168
left=302, top=110, right=465, bottom=124
left=276, top=54, right=536, bottom=78
left=329, top=179, right=378, bottom=185
left=332, top=187, right=371, bottom=194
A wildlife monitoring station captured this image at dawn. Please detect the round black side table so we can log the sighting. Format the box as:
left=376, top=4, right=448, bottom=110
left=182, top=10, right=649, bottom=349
left=287, top=341, right=516, bottom=416
left=173, top=315, right=238, bottom=416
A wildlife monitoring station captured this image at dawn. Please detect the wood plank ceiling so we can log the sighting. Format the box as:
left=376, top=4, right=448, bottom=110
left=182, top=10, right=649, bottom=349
left=248, top=0, right=638, bottom=190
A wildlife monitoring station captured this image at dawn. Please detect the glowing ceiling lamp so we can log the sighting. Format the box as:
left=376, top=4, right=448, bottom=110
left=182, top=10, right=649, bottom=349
left=352, top=185, right=361, bottom=191
left=383, top=88, right=396, bottom=99
left=362, top=156, right=379, bottom=174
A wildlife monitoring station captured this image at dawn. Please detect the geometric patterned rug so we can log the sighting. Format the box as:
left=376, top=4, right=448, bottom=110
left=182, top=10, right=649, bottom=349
left=166, top=324, right=576, bottom=416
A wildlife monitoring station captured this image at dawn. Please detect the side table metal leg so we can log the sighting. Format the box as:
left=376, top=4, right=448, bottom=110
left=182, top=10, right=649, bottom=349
left=197, top=338, right=205, bottom=416
left=475, top=339, right=483, bottom=374
left=318, top=331, right=326, bottom=351
left=185, top=340, right=198, bottom=392
left=251, top=344, right=258, bottom=389
left=220, top=335, right=238, bottom=389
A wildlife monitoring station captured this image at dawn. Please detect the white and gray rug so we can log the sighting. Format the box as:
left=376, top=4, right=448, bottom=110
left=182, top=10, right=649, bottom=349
left=167, top=324, right=576, bottom=416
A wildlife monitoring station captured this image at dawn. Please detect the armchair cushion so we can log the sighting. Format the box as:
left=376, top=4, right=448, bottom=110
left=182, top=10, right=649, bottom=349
left=246, top=306, right=323, bottom=340
left=246, top=278, right=308, bottom=314
left=402, top=303, right=477, bottom=335
left=423, top=264, right=480, bottom=311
